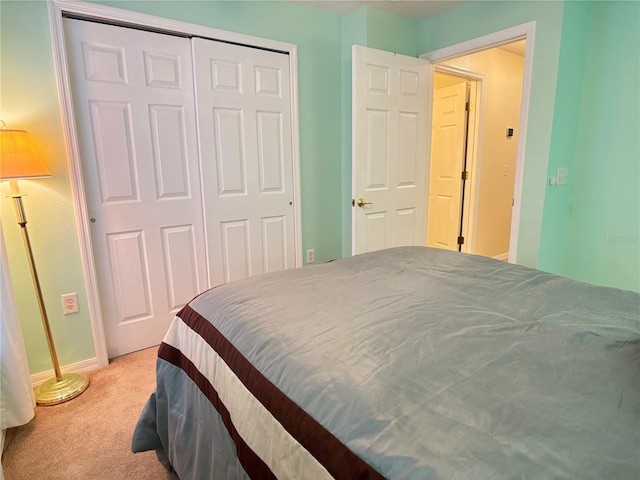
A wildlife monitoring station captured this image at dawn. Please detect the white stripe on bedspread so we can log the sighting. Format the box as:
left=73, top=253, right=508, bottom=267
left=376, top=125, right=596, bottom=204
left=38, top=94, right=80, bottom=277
left=164, top=317, right=333, bottom=480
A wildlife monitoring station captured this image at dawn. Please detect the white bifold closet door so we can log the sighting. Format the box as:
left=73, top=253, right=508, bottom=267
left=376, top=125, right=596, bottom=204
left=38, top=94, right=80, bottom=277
left=192, top=38, right=295, bottom=286
left=63, top=19, right=296, bottom=358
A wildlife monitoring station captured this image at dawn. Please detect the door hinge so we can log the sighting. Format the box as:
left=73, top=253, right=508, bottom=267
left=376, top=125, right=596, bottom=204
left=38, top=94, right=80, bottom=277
left=457, top=236, right=465, bottom=245
left=461, top=171, right=469, bottom=180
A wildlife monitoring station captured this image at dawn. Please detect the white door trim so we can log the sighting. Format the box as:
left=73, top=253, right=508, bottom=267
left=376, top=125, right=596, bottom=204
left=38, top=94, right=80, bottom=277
left=47, top=0, right=302, bottom=367
left=421, top=21, right=536, bottom=264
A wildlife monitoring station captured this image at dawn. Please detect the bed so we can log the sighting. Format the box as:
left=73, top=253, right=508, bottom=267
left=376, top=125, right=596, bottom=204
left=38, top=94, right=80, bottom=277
left=132, top=246, right=640, bottom=479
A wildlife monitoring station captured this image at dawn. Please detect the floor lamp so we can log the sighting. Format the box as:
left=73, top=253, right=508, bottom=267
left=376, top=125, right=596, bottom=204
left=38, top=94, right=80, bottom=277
left=0, top=123, right=89, bottom=406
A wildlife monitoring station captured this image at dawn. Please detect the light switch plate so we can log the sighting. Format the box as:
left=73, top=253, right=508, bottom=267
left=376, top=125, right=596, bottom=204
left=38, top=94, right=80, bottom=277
left=556, top=168, right=568, bottom=186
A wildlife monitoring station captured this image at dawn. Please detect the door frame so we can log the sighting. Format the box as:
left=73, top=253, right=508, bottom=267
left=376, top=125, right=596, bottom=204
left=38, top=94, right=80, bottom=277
left=48, top=0, right=302, bottom=367
left=421, top=21, right=536, bottom=264
left=430, top=65, right=485, bottom=254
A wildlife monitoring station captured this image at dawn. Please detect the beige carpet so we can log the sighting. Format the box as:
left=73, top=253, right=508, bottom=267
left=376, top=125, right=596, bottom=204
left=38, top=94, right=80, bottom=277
left=2, top=346, right=172, bottom=480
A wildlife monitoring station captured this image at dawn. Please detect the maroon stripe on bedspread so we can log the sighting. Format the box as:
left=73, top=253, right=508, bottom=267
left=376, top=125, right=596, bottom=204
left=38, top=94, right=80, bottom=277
left=158, top=342, right=276, bottom=480
left=177, top=304, right=386, bottom=480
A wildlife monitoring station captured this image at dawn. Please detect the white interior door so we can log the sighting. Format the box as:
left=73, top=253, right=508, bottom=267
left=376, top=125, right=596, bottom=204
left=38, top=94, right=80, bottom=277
left=427, top=82, right=468, bottom=250
left=64, top=19, right=208, bottom=358
left=352, top=45, right=429, bottom=254
left=193, top=38, right=296, bottom=286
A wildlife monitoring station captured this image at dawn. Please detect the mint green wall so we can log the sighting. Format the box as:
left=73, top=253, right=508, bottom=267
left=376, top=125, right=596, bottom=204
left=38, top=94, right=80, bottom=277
left=340, top=8, right=368, bottom=256
left=416, top=1, right=565, bottom=268
left=560, top=1, right=639, bottom=292
left=365, top=6, right=419, bottom=58
left=538, top=1, right=591, bottom=276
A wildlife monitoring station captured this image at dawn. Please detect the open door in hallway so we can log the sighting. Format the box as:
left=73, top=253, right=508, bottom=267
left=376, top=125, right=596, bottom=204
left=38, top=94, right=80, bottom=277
left=427, top=80, right=468, bottom=251
left=352, top=45, right=430, bottom=254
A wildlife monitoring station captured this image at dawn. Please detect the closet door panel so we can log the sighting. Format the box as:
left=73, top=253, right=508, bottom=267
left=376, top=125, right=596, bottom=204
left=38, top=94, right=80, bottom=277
left=64, top=20, right=298, bottom=356
left=193, top=38, right=296, bottom=286
left=64, top=18, right=208, bottom=358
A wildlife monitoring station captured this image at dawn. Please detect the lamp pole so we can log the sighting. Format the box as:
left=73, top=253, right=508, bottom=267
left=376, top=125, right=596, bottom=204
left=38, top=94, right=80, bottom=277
left=10, top=187, right=90, bottom=406
left=12, top=192, right=63, bottom=382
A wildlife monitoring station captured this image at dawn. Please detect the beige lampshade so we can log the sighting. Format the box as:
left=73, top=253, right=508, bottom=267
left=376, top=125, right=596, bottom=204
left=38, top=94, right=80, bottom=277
left=0, top=129, right=52, bottom=180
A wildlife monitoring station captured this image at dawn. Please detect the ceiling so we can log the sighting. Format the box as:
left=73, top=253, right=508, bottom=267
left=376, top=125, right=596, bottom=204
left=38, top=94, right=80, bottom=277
left=287, top=1, right=467, bottom=20
left=497, top=39, right=526, bottom=57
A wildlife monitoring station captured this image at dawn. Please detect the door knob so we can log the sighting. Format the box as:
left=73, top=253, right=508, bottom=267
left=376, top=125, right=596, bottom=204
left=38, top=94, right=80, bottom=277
left=357, top=198, right=373, bottom=208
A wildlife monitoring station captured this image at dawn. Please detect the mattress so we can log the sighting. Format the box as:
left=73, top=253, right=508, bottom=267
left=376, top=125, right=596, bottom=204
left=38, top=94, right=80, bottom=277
left=132, top=246, right=640, bottom=479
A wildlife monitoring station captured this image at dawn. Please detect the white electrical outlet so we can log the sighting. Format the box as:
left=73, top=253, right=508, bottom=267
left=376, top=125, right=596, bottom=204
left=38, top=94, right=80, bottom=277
left=306, top=249, right=315, bottom=264
left=61, top=293, right=79, bottom=314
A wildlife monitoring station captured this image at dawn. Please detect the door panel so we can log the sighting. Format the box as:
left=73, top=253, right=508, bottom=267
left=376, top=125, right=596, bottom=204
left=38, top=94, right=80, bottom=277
left=397, top=208, right=417, bottom=246
left=64, top=18, right=208, bottom=357
left=262, top=216, right=288, bottom=272
left=89, top=101, right=137, bottom=202
left=106, top=231, right=151, bottom=322
left=162, top=225, right=200, bottom=310
left=257, top=112, right=285, bottom=192
left=364, top=213, right=388, bottom=252
left=427, top=82, right=467, bottom=250
left=353, top=46, right=429, bottom=254
left=193, top=38, right=295, bottom=286
left=365, top=109, right=389, bottom=189
left=214, top=108, right=247, bottom=195
left=220, top=220, right=251, bottom=283
left=398, top=112, right=419, bottom=186
left=149, top=105, right=192, bottom=198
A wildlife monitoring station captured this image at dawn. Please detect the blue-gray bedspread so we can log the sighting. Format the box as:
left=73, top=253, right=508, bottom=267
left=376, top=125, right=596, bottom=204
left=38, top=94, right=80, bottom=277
left=132, top=246, right=640, bottom=479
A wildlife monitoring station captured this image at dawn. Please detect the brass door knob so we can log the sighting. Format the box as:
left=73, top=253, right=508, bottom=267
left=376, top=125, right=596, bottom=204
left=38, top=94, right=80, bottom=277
left=357, top=198, right=373, bottom=207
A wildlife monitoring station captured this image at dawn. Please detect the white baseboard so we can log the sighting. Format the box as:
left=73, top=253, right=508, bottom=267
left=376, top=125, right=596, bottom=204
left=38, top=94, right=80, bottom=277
left=30, top=357, right=99, bottom=388
left=492, top=252, right=509, bottom=262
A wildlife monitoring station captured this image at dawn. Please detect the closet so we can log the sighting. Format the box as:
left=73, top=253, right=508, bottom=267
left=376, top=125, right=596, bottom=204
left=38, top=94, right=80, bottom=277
left=63, top=18, right=297, bottom=358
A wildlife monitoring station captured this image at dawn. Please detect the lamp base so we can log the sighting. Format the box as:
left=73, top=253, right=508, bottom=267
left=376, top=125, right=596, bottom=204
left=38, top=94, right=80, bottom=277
left=34, top=373, right=90, bottom=406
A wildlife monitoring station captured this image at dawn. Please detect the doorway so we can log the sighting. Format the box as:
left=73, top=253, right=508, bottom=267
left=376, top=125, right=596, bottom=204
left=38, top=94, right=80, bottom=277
left=352, top=24, right=534, bottom=261
left=426, top=39, right=526, bottom=260
left=422, top=22, right=535, bottom=264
